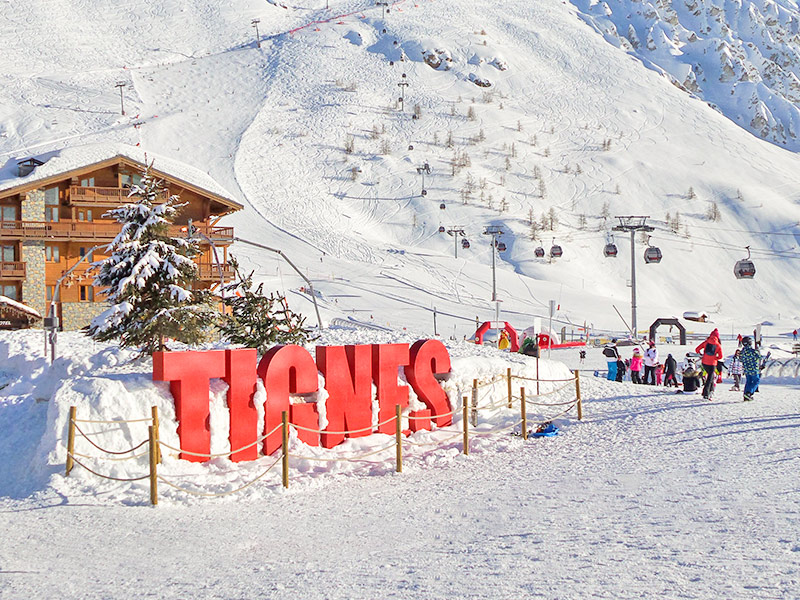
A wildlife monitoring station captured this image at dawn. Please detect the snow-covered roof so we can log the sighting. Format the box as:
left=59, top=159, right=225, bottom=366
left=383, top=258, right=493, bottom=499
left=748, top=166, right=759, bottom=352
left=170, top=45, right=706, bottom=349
left=0, top=296, right=42, bottom=320
left=0, top=142, right=240, bottom=210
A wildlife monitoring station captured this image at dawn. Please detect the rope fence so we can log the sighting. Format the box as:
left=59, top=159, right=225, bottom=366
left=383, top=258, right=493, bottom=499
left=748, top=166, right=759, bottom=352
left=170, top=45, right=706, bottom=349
left=63, top=369, right=586, bottom=505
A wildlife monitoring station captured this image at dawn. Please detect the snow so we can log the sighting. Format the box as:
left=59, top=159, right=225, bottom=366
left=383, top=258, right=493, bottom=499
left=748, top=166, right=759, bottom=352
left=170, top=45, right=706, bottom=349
left=0, top=142, right=235, bottom=203
left=2, top=0, right=800, bottom=595
left=0, top=295, right=41, bottom=319
left=1, top=330, right=799, bottom=598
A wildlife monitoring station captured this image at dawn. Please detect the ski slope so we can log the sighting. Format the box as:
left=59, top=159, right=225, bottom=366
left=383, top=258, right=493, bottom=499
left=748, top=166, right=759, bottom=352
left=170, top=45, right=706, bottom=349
left=2, top=0, right=800, bottom=338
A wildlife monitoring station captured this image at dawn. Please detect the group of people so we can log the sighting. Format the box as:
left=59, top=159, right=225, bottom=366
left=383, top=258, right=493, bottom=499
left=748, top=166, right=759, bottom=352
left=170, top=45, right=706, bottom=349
left=602, top=339, right=666, bottom=385
left=602, top=328, right=764, bottom=402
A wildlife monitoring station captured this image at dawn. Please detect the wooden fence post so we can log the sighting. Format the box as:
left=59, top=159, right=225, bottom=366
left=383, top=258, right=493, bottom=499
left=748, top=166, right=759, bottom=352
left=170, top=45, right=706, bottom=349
left=462, top=396, right=469, bottom=456
left=282, top=411, right=289, bottom=489
left=471, top=379, right=478, bottom=427
left=507, top=368, right=513, bottom=408
left=395, top=404, right=403, bottom=473
left=65, top=406, right=76, bottom=476
left=575, top=370, right=583, bottom=420
left=520, top=388, right=527, bottom=440
left=151, top=405, right=162, bottom=464
left=148, top=424, right=158, bottom=506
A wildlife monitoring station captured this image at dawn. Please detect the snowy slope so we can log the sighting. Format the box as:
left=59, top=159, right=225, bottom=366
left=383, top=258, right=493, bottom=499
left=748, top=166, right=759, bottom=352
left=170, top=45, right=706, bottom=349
left=2, top=0, right=800, bottom=338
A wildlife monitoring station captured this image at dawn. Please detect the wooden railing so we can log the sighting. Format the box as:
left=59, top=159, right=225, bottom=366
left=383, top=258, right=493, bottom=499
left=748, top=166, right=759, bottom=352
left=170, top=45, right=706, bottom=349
left=197, top=262, right=235, bottom=283
left=0, top=221, right=234, bottom=244
left=68, top=186, right=170, bottom=205
left=0, top=261, right=25, bottom=278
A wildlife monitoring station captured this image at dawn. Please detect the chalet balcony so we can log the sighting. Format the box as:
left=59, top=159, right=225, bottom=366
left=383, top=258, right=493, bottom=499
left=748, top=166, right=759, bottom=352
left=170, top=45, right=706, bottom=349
left=0, top=221, right=234, bottom=245
left=196, top=262, right=235, bottom=283
left=68, top=185, right=170, bottom=206
left=0, top=261, right=25, bottom=279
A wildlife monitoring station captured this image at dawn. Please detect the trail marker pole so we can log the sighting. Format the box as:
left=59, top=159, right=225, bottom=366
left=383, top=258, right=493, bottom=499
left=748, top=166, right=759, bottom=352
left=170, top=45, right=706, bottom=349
left=507, top=368, right=512, bottom=408
left=395, top=404, right=403, bottom=473
left=282, top=411, right=289, bottom=489
left=462, top=396, right=469, bottom=455
left=471, top=379, right=478, bottom=427
left=65, top=406, right=76, bottom=476
left=148, top=425, right=158, bottom=506
left=151, top=405, right=162, bottom=464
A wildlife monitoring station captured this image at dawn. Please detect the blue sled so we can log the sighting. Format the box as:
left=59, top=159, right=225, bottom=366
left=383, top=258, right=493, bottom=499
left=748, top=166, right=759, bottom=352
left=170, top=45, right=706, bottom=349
left=530, top=423, right=559, bottom=438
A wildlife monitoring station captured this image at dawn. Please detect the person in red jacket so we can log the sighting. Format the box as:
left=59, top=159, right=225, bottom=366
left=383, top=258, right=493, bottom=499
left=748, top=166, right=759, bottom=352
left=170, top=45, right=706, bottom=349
left=696, top=328, right=724, bottom=400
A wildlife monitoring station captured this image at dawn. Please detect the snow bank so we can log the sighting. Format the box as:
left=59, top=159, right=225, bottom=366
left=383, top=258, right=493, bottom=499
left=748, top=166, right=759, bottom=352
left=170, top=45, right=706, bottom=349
left=0, top=328, right=574, bottom=505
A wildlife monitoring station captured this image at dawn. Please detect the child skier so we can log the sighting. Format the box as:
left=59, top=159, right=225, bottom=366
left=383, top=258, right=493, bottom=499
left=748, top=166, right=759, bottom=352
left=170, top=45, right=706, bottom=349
left=630, top=348, right=643, bottom=384
left=728, top=349, right=744, bottom=391
left=739, top=337, right=762, bottom=401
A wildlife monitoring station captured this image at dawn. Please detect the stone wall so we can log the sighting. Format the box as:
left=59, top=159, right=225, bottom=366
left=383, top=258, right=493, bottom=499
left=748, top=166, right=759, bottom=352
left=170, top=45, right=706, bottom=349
left=22, top=189, right=45, bottom=220
left=61, top=302, right=107, bottom=331
left=20, top=241, right=46, bottom=320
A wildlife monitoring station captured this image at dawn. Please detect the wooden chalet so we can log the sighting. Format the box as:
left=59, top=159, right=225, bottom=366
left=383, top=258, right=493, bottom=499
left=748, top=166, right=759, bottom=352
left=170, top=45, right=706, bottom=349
left=0, top=145, right=242, bottom=330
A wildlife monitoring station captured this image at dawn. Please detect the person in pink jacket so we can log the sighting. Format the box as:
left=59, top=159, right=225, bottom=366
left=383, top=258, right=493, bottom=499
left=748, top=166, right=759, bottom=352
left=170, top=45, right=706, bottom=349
left=630, top=348, right=643, bottom=384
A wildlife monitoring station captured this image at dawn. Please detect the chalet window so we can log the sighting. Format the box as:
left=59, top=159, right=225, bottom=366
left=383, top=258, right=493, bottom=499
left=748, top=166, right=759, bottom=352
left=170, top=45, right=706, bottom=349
left=80, top=177, right=95, bottom=187
left=120, top=173, right=142, bottom=188
left=79, top=247, right=94, bottom=262
left=79, top=286, right=94, bottom=302
left=1, top=284, right=18, bottom=301
left=77, top=209, right=93, bottom=222
left=1, top=245, right=14, bottom=262
left=45, top=245, right=60, bottom=262
left=44, top=187, right=59, bottom=222
left=0, top=205, right=17, bottom=221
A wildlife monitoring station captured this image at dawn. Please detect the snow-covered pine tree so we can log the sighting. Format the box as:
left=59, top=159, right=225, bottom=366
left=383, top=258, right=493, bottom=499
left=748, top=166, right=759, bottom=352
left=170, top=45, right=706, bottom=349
left=88, top=166, right=215, bottom=354
left=219, top=257, right=310, bottom=353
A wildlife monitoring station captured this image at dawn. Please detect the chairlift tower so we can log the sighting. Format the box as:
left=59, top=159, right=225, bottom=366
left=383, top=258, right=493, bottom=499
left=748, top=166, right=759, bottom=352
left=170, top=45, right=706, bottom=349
left=376, top=1, right=389, bottom=18
left=115, top=82, right=126, bottom=116
left=416, top=162, right=431, bottom=196
left=612, top=215, right=654, bottom=338
left=251, top=19, right=261, bottom=48
left=446, top=226, right=465, bottom=258
left=397, top=73, right=408, bottom=111
left=483, top=225, right=504, bottom=326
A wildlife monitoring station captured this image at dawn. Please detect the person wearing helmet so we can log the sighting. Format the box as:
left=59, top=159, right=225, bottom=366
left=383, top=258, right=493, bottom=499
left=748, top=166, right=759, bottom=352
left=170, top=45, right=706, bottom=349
left=739, top=336, right=762, bottom=401
left=695, top=328, right=723, bottom=400
left=602, top=339, right=620, bottom=381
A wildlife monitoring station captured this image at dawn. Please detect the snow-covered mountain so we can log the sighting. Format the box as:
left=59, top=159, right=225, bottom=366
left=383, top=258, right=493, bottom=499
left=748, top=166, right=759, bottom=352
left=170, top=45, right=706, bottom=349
left=2, top=0, right=800, bottom=338
left=574, top=0, right=800, bottom=148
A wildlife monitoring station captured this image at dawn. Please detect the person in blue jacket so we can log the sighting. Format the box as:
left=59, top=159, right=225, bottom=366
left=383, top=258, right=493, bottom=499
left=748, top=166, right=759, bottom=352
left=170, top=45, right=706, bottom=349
left=739, top=336, right=762, bottom=402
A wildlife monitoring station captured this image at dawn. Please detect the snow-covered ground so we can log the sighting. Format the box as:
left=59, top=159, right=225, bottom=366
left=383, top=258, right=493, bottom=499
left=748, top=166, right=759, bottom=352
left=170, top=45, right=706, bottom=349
left=1, top=331, right=799, bottom=598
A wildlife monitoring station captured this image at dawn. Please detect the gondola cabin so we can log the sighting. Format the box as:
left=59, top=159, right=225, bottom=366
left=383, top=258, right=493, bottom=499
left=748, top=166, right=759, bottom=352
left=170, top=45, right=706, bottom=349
left=461, top=239, right=470, bottom=249
left=644, top=246, right=662, bottom=264
left=604, top=243, right=618, bottom=258
left=550, top=245, right=563, bottom=258
left=534, top=247, right=545, bottom=258
left=497, top=242, right=507, bottom=252
left=438, top=226, right=445, bottom=233
left=439, top=203, right=446, bottom=210
left=734, top=259, right=756, bottom=279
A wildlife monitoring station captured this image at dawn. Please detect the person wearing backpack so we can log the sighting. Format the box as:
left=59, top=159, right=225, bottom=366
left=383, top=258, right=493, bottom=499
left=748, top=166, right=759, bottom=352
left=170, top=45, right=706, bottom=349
left=643, top=340, right=658, bottom=385
left=696, top=329, right=724, bottom=400
left=602, top=339, right=620, bottom=381
left=680, top=353, right=702, bottom=393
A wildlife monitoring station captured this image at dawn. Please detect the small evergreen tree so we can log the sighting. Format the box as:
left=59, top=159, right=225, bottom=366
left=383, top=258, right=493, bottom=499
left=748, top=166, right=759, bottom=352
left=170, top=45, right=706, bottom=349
left=219, top=258, right=310, bottom=353
left=88, top=166, right=215, bottom=354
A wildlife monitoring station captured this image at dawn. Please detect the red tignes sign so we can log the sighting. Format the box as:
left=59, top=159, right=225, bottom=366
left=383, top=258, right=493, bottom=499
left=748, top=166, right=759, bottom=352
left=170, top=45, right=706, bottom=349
left=152, top=340, right=452, bottom=462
